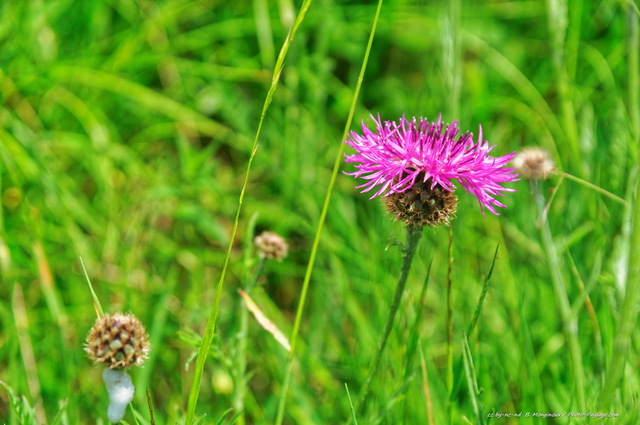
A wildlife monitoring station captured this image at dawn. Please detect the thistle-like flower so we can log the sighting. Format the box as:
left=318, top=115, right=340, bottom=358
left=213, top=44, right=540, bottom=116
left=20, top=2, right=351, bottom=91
left=344, top=115, right=518, bottom=224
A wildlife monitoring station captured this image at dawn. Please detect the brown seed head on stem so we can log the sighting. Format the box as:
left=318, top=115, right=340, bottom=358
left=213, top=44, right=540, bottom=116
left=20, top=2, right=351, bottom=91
left=85, top=313, right=150, bottom=369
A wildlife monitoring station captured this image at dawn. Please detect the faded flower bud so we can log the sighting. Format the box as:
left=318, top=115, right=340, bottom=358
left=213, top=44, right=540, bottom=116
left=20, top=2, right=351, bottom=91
left=254, top=231, right=288, bottom=261
left=513, top=147, right=555, bottom=180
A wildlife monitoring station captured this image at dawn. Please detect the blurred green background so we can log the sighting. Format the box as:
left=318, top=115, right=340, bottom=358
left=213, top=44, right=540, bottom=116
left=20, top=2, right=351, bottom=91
left=1, top=0, right=638, bottom=424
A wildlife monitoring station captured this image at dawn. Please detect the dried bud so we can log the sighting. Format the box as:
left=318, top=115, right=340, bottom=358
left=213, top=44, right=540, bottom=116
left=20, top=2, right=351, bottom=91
left=384, top=175, right=458, bottom=227
left=254, top=231, right=288, bottom=261
left=513, top=147, right=555, bottom=180
left=85, top=313, right=150, bottom=369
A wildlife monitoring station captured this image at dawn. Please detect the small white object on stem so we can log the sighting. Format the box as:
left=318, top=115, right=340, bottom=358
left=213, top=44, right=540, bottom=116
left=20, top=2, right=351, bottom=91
left=102, top=368, right=135, bottom=423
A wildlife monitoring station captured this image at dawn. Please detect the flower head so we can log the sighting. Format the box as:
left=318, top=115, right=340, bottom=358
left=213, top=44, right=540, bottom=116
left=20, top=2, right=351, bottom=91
left=254, top=231, right=288, bottom=261
left=513, top=147, right=555, bottom=180
left=344, top=115, right=518, bottom=216
left=85, top=313, right=150, bottom=369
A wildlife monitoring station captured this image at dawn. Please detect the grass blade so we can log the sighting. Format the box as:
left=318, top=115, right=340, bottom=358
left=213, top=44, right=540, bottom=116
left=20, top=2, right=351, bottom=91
left=461, top=333, right=485, bottom=425
left=185, top=2, right=313, bottom=422
left=79, top=256, right=104, bottom=318
left=49, top=65, right=231, bottom=141
left=345, top=384, right=358, bottom=425
left=467, top=245, right=498, bottom=337
left=275, top=1, right=385, bottom=423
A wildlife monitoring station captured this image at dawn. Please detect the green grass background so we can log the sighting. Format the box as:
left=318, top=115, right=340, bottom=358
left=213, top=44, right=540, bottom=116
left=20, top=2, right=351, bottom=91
left=1, top=0, right=638, bottom=424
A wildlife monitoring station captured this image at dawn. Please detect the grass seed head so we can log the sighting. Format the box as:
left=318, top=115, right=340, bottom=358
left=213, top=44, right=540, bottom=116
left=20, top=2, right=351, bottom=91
left=85, top=313, right=150, bottom=369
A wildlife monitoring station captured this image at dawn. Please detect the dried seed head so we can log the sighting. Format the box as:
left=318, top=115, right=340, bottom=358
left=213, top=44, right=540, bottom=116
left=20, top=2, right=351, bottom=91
left=384, top=176, right=458, bottom=227
left=85, top=313, right=150, bottom=369
left=254, top=231, right=288, bottom=261
left=513, top=147, right=555, bottom=180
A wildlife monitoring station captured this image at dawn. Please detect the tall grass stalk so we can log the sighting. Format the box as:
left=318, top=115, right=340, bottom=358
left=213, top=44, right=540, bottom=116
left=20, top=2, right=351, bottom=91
left=274, top=0, right=384, bottom=423
left=185, top=2, right=313, bottom=422
left=532, top=182, right=586, bottom=411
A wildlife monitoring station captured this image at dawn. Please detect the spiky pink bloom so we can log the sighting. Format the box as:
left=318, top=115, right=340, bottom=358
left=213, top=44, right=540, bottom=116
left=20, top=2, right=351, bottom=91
left=344, top=115, right=518, bottom=215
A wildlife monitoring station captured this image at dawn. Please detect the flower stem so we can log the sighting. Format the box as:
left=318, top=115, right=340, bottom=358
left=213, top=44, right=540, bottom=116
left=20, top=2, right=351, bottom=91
left=532, top=182, right=586, bottom=411
left=560, top=171, right=627, bottom=206
left=233, top=258, right=266, bottom=425
left=352, top=225, right=423, bottom=417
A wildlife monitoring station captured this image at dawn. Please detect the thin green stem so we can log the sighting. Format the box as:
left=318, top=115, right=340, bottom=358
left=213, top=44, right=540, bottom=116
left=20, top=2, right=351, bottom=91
left=560, top=172, right=627, bottom=206
left=184, top=2, right=313, bottom=423
left=628, top=2, right=640, bottom=152
left=345, top=384, right=359, bottom=425
left=275, top=1, right=383, bottom=423
left=446, top=224, right=454, bottom=425
left=128, top=401, right=141, bottom=425
left=532, top=182, right=586, bottom=411
left=233, top=258, right=266, bottom=425
left=351, top=225, right=423, bottom=419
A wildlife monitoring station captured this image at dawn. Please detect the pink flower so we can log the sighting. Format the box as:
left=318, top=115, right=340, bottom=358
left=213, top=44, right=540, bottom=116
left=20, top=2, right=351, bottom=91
left=344, top=115, right=518, bottom=215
